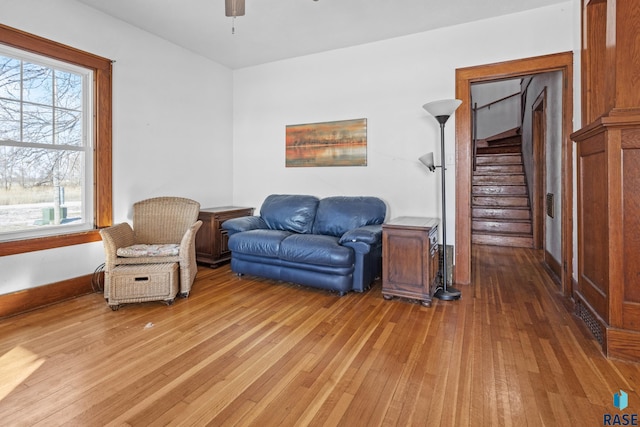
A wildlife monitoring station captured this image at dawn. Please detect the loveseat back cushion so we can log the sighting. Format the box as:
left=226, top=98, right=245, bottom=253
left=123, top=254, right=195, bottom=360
left=312, top=196, right=386, bottom=237
left=260, top=194, right=319, bottom=234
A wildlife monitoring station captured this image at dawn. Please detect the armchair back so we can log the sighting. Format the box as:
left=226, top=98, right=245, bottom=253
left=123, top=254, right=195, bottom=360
left=133, top=197, right=200, bottom=244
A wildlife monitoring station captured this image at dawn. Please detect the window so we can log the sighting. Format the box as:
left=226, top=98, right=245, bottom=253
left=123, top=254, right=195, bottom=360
left=0, top=24, right=112, bottom=255
left=1, top=46, right=94, bottom=240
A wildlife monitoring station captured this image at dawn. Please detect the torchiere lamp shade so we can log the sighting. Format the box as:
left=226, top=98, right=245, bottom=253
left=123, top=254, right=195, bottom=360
left=418, top=152, right=436, bottom=172
left=422, top=99, right=462, bottom=122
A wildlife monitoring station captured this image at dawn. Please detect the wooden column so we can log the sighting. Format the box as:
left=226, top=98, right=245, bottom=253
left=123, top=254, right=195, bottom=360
left=572, top=0, right=640, bottom=361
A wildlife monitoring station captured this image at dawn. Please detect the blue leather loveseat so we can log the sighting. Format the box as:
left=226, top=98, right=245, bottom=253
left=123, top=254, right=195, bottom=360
left=222, top=194, right=387, bottom=295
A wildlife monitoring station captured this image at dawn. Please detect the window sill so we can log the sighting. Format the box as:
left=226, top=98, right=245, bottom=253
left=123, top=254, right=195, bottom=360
left=0, top=230, right=102, bottom=256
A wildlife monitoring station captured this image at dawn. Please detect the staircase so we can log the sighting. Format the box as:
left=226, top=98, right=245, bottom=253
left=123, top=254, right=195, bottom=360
left=472, top=129, right=533, bottom=248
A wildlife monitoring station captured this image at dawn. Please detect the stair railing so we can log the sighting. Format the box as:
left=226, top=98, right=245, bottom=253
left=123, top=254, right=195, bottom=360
left=473, top=102, right=478, bottom=171
left=472, top=91, right=521, bottom=171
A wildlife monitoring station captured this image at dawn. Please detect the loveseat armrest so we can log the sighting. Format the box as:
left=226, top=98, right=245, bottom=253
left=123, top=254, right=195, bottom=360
left=222, top=216, right=269, bottom=236
left=339, top=224, right=383, bottom=254
left=339, top=224, right=382, bottom=245
left=340, top=224, right=383, bottom=292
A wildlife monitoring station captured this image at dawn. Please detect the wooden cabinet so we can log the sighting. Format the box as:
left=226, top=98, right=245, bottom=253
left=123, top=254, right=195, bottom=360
left=381, top=217, right=439, bottom=307
left=571, top=0, right=640, bottom=361
left=195, top=206, right=254, bottom=268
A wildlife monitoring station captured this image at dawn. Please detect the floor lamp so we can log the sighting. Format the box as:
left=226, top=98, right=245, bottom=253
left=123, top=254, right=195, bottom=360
left=421, top=99, right=462, bottom=301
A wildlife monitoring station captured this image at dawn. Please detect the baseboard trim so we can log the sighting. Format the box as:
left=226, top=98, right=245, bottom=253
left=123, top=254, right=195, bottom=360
left=544, top=250, right=562, bottom=285
left=0, top=274, right=96, bottom=319
left=607, top=328, right=640, bottom=362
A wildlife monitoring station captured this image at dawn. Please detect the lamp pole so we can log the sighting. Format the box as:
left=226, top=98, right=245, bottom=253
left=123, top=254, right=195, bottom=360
left=422, top=99, right=462, bottom=301
left=433, top=116, right=460, bottom=300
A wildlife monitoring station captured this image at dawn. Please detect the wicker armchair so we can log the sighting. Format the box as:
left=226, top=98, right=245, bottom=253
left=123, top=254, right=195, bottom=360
left=100, top=197, right=203, bottom=298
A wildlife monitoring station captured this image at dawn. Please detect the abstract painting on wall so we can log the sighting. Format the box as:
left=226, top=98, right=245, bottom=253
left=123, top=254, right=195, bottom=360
left=285, top=118, right=367, bottom=167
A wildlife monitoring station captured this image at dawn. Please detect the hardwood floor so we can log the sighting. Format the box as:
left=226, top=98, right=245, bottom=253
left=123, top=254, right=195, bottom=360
left=1, top=245, right=638, bottom=426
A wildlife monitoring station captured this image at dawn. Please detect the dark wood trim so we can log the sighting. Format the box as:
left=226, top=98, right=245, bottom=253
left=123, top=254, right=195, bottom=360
left=0, top=274, right=96, bottom=319
left=607, top=328, right=640, bottom=362
left=574, top=286, right=640, bottom=362
left=0, top=23, right=112, bottom=254
left=0, top=24, right=110, bottom=69
left=454, top=52, right=574, bottom=297
left=544, top=249, right=562, bottom=284
left=0, top=231, right=102, bottom=257
left=532, top=90, right=547, bottom=250
left=94, top=61, right=113, bottom=229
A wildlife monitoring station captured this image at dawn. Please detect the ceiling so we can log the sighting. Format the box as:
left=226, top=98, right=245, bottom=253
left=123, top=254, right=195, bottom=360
left=75, top=0, right=567, bottom=69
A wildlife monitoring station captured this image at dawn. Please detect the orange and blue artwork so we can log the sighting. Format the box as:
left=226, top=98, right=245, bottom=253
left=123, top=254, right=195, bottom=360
left=285, top=118, right=367, bottom=167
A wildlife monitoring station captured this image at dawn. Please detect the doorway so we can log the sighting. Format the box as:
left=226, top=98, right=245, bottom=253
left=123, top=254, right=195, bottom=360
left=453, top=52, right=574, bottom=296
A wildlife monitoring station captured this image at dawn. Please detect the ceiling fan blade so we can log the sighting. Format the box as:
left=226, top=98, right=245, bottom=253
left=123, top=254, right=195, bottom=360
left=225, top=0, right=245, bottom=17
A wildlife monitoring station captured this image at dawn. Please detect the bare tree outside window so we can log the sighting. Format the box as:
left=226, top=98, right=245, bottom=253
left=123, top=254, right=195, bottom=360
left=0, top=51, right=92, bottom=238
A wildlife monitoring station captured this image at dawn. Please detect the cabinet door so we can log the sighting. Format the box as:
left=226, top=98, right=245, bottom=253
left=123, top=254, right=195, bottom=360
left=429, top=241, right=439, bottom=294
left=217, top=222, right=230, bottom=258
left=195, top=212, right=214, bottom=261
left=382, top=227, right=431, bottom=297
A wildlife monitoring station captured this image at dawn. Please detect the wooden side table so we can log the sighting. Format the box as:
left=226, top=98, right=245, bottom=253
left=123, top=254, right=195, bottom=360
left=382, top=216, right=440, bottom=307
left=195, top=206, right=254, bottom=268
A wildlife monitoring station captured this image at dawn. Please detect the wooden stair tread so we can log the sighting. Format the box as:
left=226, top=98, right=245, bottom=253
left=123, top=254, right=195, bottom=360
left=473, top=176, right=526, bottom=185
left=473, top=220, right=532, bottom=234
left=472, top=185, right=527, bottom=196
left=476, top=146, right=521, bottom=154
left=484, top=127, right=520, bottom=141
left=472, top=233, right=534, bottom=248
left=473, top=217, right=532, bottom=223
left=476, top=157, right=523, bottom=166
left=472, top=137, right=533, bottom=248
left=474, top=167, right=524, bottom=174
left=473, top=230, right=533, bottom=237
left=472, top=196, right=529, bottom=208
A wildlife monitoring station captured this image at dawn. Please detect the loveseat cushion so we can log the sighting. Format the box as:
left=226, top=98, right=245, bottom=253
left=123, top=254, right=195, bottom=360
left=279, top=234, right=354, bottom=267
left=227, top=229, right=293, bottom=258
left=260, top=194, right=319, bottom=234
left=312, top=196, right=386, bottom=237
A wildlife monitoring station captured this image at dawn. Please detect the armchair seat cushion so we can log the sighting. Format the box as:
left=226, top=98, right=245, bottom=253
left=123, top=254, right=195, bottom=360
left=116, top=244, right=180, bottom=258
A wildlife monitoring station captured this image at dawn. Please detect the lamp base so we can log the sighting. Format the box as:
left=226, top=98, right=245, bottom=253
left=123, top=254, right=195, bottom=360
left=434, top=285, right=461, bottom=301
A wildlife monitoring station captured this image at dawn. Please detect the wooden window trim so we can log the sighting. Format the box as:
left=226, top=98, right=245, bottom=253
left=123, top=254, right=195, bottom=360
left=0, top=24, right=112, bottom=256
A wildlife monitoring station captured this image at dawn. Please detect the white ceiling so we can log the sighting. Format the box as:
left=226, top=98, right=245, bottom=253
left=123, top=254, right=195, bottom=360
left=76, top=0, right=567, bottom=69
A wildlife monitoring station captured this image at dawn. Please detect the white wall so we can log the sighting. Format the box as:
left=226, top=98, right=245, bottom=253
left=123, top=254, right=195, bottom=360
left=471, top=79, right=522, bottom=140
left=232, top=2, right=578, bottom=247
left=0, top=0, right=234, bottom=294
left=521, top=71, right=564, bottom=263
